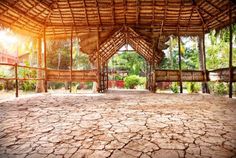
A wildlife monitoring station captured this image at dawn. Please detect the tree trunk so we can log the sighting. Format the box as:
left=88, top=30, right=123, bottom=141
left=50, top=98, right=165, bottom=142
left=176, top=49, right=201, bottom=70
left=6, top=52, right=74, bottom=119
left=198, top=36, right=209, bottom=93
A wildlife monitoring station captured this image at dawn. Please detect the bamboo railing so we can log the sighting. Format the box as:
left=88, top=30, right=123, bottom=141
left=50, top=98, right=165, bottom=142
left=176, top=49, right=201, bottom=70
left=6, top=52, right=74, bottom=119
left=0, top=62, right=98, bottom=97
left=150, top=67, right=236, bottom=92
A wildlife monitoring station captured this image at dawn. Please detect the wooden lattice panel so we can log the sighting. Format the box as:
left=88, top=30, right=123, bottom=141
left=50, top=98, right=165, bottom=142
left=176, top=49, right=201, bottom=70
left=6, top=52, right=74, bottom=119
left=155, top=70, right=205, bottom=82
left=208, top=67, right=236, bottom=82
left=46, top=69, right=97, bottom=82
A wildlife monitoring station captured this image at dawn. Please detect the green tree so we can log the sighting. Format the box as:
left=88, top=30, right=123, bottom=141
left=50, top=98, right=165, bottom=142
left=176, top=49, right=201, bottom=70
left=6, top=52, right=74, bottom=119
left=108, top=51, right=146, bottom=76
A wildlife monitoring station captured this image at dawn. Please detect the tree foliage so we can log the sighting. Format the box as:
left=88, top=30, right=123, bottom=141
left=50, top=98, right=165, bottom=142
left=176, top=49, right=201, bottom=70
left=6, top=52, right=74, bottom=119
left=108, top=51, right=146, bottom=76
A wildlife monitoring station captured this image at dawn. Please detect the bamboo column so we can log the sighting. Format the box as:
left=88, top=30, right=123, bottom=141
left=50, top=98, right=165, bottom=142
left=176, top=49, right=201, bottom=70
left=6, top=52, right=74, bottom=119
left=36, top=36, right=44, bottom=93
left=145, top=61, right=148, bottom=89
left=43, top=27, right=47, bottom=92
left=97, top=30, right=101, bottom=92
left=15, top=63, right=18, bottom=97
left=106, top=62, right=108, bottom=90
left=178, top=31, right=183, bottom=93
left=152, top=38, right=156, bottom=93
left=70, top=28, right=73, bottom=93
left=229, top=5, right=233, bottom=98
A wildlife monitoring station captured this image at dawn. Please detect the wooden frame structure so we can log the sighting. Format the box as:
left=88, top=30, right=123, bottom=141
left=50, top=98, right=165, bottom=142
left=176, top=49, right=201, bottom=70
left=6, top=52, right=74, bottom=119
left=0, top=0, right=235, bottom=97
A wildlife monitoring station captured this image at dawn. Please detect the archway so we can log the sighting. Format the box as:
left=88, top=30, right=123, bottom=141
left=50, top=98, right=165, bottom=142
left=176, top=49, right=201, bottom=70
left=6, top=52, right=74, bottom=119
left=93, top=26, right=164, bottom=92
left=107, top=44, right=147, bottom=90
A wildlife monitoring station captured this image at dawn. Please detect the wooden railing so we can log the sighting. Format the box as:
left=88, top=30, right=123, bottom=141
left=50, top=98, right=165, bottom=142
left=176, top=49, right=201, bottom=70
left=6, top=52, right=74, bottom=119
left=0, top=62, right=98, bottom=97
left=208, top=67, right=236, bottom=82
left=150, top=67, right=236, bottom=92
left=46, top=69, right=97, bottom=82
left=0, top=62, right=45, bottom=97
left=154, top=69, right=205, bottom=82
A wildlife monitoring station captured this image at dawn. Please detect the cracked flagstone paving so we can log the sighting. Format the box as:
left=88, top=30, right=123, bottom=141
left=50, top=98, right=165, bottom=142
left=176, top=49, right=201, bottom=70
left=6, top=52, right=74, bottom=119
left=0, top=91, right=235, bottom=158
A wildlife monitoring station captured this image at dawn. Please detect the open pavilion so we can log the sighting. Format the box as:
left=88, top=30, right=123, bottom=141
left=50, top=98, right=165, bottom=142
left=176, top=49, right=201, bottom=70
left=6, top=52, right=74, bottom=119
left=0, top=0, right=236, bottom=157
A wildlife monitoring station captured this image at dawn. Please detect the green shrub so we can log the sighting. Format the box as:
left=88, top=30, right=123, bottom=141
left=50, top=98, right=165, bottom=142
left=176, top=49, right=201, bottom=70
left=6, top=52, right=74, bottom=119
left=170, top=82, right=179, bottom=93
left=124, top=75, right=140, bottom=89
left=18, top=67, right=37, bottom=91
left=187, top=82, right=200, bottom=93
left=214, top=82, right=228, bottom=95
left=114, top=74, right=123, bottom=80
left=86, top=82, right=93, bottom=89
left=20, top=80, right=36, bottom=91
left=0, top=83, right=3, bottom=90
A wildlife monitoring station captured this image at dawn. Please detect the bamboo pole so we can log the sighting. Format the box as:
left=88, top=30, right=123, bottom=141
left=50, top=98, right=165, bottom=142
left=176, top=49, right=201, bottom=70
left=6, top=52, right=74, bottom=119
left=178, top=30, right=183, bottom=93
left=229, top=5, right=233, bottom=98
left=36, top=36, right=44, bottom=93
left=70, top=27, right=73, bottom=93
left=43, top=27, right=47, bottom=92
left=97, top=30, right=101, bottom=92
left=15, top=63, right=18, bottom=97
left=202, top=30, right=209, bottom=93
left=106, top=62, right=108, bottom=90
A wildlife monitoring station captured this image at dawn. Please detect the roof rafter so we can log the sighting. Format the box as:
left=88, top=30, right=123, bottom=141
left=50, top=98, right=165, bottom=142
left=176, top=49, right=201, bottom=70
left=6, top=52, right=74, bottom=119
left=95, top=0, right=101, bottom=26
left=111, top=0, right=115, bottom=25
left=136, top=0, right=140, bottom=26
left=0, top=1, right=44, bottom=27
left=67, top=0, right=75, bottom=26
left=82, top=0, right=89, bottom=27
left=57, top=0, right=66, bottom=35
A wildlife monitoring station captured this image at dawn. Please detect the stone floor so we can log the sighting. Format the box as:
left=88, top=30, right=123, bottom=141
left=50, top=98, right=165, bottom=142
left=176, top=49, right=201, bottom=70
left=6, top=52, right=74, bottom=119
left=0, top=90, right=236, bottom=158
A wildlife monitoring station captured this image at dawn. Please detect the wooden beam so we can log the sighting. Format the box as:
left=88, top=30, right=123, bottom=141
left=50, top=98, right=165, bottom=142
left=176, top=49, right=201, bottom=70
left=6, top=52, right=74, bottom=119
left=43, top=27, right=48, bottom=93
left=177, top=0, right=182, bottom=31
left=111, top=0, right=115, bottom=25
left=187, top=6, right=194, bottom=32
left=178, top=28, right=183, bottom=93
left=82, top=0, right=89, bottom=27
left=194, top=6, right=208, bottom=31
left=0, top=1, right=44, bottom=27
left=67, top=0, right=76, bottom=26
left=0, top=0, right=19, bottom=16
left=123, top=0, right=127, bottom=24
left=229, top=5, right=233, bottom=98
left=57, top=0, right=66, bottom=35
left=136, top=0, right=140, bottom=26
left=157, top=21, right=164, bottom=49
left=205, top=7, right=232, bottom=26
left=95, top=0, right=102, bottom=26
left=152, top=0, right=155, bottom=25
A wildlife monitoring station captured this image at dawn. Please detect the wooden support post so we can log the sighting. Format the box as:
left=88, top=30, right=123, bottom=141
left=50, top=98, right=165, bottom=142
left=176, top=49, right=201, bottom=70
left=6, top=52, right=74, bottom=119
left=229, top=5, right=233, bottom=98
left=145, top=61, right=148, bottom=89
left=178, top=32, right=183, bottom=93
left=149, top=63, right=152, bottom=91
left=36, top=36, right=44, bottom=93
left=106, top=62, right=108, bottom=90
left=15, top=63, right=18, bottom=97
left=70, top=28, right=73, bottom=93
left=43, top=27, right=47, bottom=93
left=97, top=30, right=101, bottom=92
left=199, top=33, right=209, bottom=93
left=152, top=38, right=156, bottom=93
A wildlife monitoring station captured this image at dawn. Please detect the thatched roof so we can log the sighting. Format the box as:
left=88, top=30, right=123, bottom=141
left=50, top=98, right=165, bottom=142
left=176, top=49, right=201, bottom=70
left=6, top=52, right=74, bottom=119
left=0, top=0, right=235, bottom=63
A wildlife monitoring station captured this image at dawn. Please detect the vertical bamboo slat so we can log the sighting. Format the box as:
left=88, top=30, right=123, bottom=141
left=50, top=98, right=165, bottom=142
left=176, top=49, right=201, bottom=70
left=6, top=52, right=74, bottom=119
left=229, top=5, right=233, bottom=98
left=70, top=28, right=73, bottom=93
left=15, top=63, right=18, bottom=97
left=43, top=27, right=47, bottom=93
left=97, top=30, right=101, bottom=92
left=178, top=31, right=183, bottom=93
